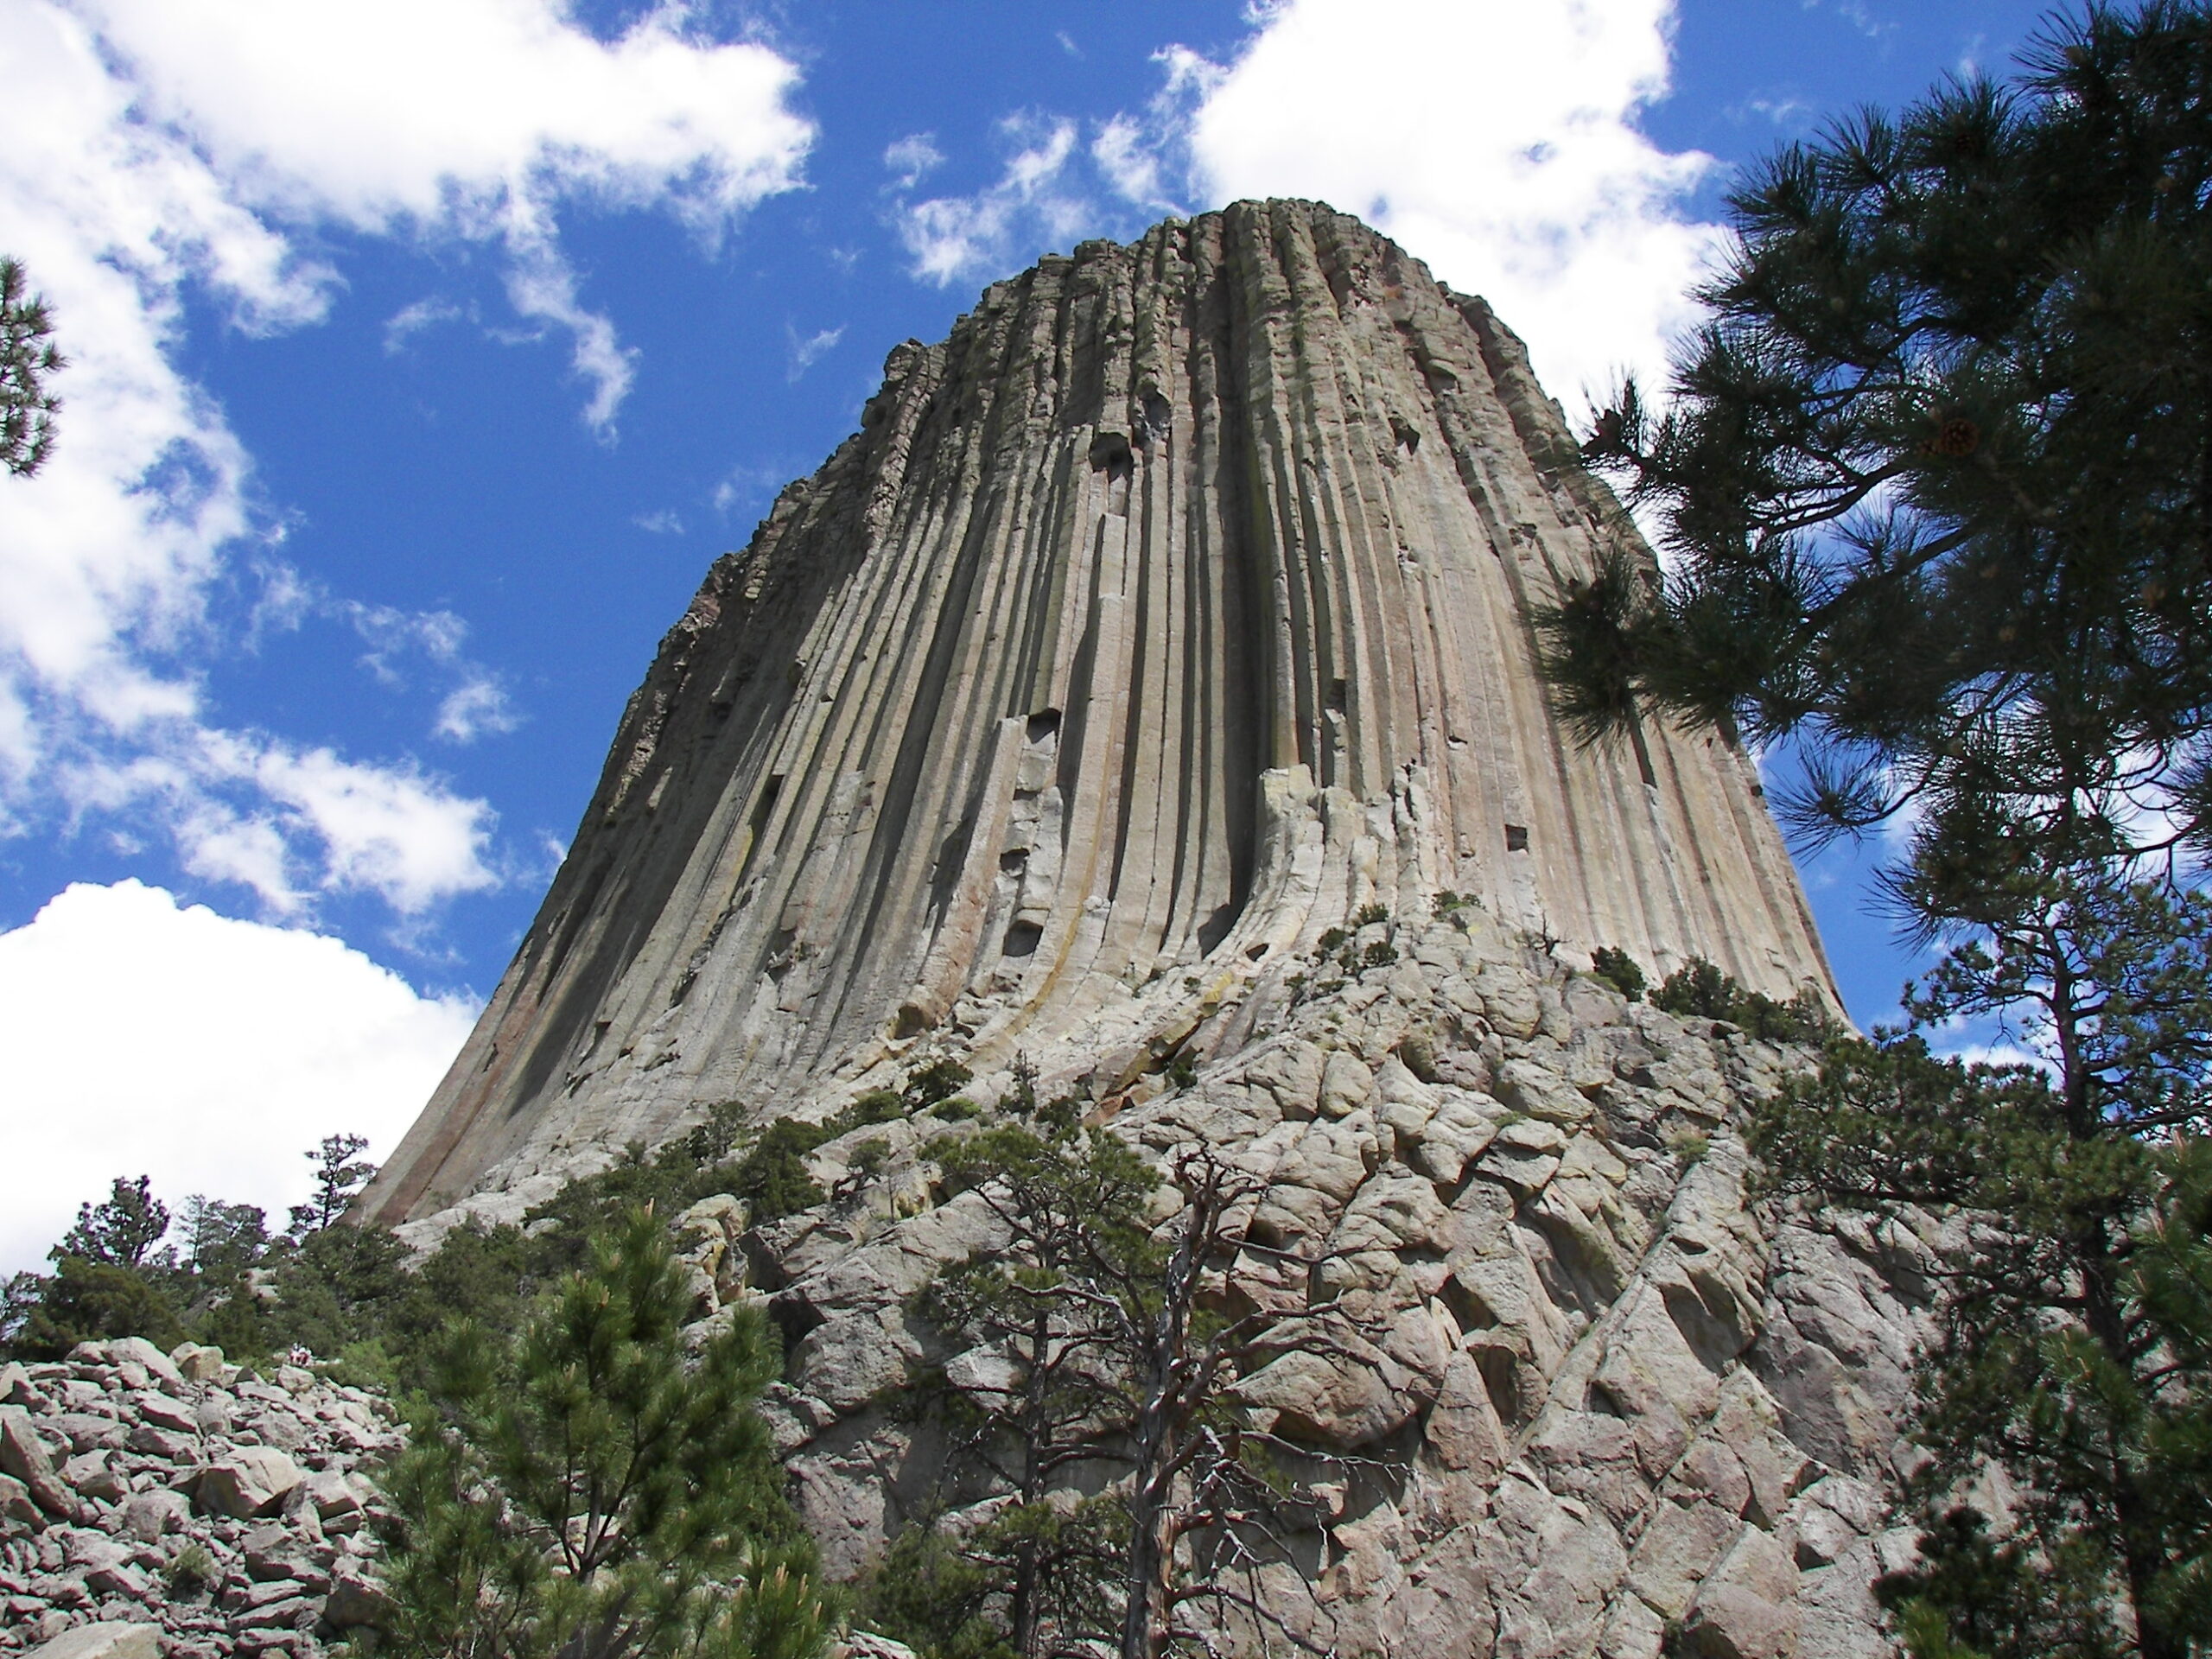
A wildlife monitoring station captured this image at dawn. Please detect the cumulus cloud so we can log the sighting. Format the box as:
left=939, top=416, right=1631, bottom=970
left=0, top=880, right=478, bottom=1275
left=64, top=731, right=499, bottom=918
left=0, top=0, right=810, bottom=925
left=888, top=2, right=1717, bottom=423
left=1181, top=0, right=1720, bottom=416
left=893, top=115, right=1091, bottom=286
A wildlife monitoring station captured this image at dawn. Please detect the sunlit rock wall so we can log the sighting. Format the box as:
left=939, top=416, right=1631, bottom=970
left=361, top=200, right=1832, bottom=1227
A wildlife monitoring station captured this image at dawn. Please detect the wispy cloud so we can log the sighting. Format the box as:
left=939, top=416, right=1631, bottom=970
left=632, top=508, right=685, bottom=535
left=883, top=133, right=946, bottom=192
left=786, top=322, right=845, bottom=382
left=892, top=115, right=1092, bottom=286
left=383, top=296, right=467, bottom=354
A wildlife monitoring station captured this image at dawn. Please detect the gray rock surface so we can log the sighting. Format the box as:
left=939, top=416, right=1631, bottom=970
left=338, top=203, right=1925, bottom=1656
left=557, top=912, right=1931, bottom=1659
left=23, top=1624, right=163, bottom=1659
left=0, top=1342, right=399, bottom=1659
left=359, top=200, right=1834, bottom=1234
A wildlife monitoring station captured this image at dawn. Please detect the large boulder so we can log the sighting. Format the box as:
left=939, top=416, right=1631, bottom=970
left=0, top=1405, right=84, bottom=1522
left=24, top=1624, right=165, bottom=1659
left=193, top=1446, right=304, bottom=1518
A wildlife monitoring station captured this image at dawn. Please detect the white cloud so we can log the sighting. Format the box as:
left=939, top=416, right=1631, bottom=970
left=883, top=133, right=946, bottom=191
left=632, top=508, right=685, bottom=536
left=786, top=322, right=845, bottom=382
left=1180, top=0, right=1721, bottom=418
left=382, top=296, right=467, bottom=354
left=0, top=880, right=477, bottom=1275
left=65, top=730, right=499, bottom=918
left=884, top=3, right=1719, bottom=425
left=0, top=0, right=810, bottom=925
left=433, top=676, right=520, bottom=745
left=893, top=116, right=1090, bottom=286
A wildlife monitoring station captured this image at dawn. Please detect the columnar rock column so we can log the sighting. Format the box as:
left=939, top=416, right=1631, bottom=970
left=360, top=200, right=1833, bottom=1226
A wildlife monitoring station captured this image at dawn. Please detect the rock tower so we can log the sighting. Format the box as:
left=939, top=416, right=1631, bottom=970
left=363, top=200, right=1832, bottom=1227
left=354, top=203, right=1927, bottom=1659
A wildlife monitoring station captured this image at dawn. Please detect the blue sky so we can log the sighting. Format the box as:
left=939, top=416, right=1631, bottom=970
left=0, top=0, right=2065, bottom=1266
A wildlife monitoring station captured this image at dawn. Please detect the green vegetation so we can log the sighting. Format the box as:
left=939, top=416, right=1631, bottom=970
left=378, top=1206, right=827, bottom=1659
left=1539, top=8, right=2212, bottom=1654
left=873, top=1096, right=1370, bottom=1659
left=0, top=1070, right=957, bottom=1391
left=1545, top=2, right=2212, bottom=896
left=0, top=256, right=61, bottom=479
left=1647, top=957, right=1832, bottom=1044
left=1589, top=946, right=1646, bottom=1001
left=163, top=1542, right=215, bottom=1598
left=1750, top=878, right=2212, bottom=1658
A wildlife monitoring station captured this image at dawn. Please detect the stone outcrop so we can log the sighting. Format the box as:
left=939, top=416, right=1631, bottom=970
left=359, top=199, right=1832, bottom=1231
left=345, top=201, right=1920, bottom=1656
left=661, top=907, right=1931, bottom=1659
left=0, top=1340, right=397, bottom=1657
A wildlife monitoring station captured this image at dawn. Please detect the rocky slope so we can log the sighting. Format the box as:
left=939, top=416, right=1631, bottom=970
left=664, top=904, right=1930, bottom=1659
left=359, top=200, right=1833, bottom=1233
left=339, top=201, right=1928, bottom=1657
left=0, top=1339, right=394, bottom=1657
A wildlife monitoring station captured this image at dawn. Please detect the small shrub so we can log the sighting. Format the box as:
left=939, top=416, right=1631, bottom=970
left=906, top=1060, right=974, bottom=1110
left=929, top=1096, right=982, bottom=1122
left=1651, top=958, right=1831, bottom=1042
left=837, top=1138, right=892, bottom=1197
left=830, top=1090, right=905, bottom=1135
left=1667, top=1128, right=1711, bottom=1166
left=1317, top=927, right=1348, bottom=953
left=728, top=1118, right=832, bottom=1224
left=1361, top=940, right=1399, bottom=970
left=1651, top=958, right=1738, bottom=1021
left=1590, top=947, right=1646, bottom=1001
left=1165, top=1051, right=1198, bottom=1089
left=1519, top=920, right=1563, bottom=957
left=1432, top=889, right=1466, bottom=917
left=166, top=1543, right=216, bottom=1596
left=1354, top=902, right=1389, bottom=927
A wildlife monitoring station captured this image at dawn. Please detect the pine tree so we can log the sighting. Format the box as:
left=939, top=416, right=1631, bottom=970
left=1751, top=874, right=2212, bottom=1658
left=377, top=1206, right=827, bottom=1659
left=0, top=257, right=61, bottom=479
left=58, top=1174, right=173, bottom=1268
left=1543, top=2, right=2212, bottom=916
left=289, top=1133, right=376, bottom=1239
left=890, top=1105, right=1377, bottom=1659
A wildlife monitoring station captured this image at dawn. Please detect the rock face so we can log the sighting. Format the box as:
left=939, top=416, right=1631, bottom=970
left=360, top=199, right=1832, bottom=1229
left=0, top=1342, right=397, bottom=1657
left=350, top=201, right=1923, bottom=1656
left=684, top=910, right=1933, bottom=1659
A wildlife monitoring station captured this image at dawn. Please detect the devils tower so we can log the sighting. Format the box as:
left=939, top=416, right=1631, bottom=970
left=357, top=202, right=1926, bottom=1659
left=362, top=200, right=1832, bottom=1226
